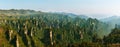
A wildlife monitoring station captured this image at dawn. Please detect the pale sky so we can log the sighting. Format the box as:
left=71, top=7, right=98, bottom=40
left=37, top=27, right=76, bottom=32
left=0, top=0, right=120, bottom=17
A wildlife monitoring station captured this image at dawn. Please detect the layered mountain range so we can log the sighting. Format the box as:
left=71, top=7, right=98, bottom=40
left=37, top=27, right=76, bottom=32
left=0, top=9, right=119, bottom=47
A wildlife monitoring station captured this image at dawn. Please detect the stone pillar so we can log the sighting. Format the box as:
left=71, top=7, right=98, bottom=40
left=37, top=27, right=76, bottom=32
left=16, top=35, right=19, bottom=47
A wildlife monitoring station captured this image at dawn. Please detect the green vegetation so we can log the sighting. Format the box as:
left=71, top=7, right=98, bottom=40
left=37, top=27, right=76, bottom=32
left=0, top=9, right=119, bottom=47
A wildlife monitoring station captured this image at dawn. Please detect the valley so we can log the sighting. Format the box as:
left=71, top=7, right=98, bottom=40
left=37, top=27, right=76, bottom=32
left=0, top=9, right=120, bottom=47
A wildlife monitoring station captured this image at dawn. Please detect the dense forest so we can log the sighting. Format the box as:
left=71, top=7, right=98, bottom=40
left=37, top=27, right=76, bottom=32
left=0, top=9, right=120, bottom=47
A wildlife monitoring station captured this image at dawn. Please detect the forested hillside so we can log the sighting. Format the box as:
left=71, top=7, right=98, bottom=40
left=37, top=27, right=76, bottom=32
left=0, top=9, right=118, bottom=47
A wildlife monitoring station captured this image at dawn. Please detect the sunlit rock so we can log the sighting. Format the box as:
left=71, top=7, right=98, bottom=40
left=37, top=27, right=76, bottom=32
left=9, top=30, right=13, bottom=41
left=16, top=35, right=19, bottom=47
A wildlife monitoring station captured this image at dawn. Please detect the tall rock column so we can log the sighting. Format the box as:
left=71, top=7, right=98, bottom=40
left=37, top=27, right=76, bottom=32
left=16, top=35, right=19, bottom=47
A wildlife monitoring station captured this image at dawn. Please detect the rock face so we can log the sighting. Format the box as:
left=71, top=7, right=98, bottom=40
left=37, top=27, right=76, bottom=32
left=24, top=25, right=28, bottom=35
left=50, top=30, right=53, bottom=45
left=79, top=31, right=83, bottom=39
left=9, top=30, right=13, bottom=41
left=16, top=35, right=19, bottom=47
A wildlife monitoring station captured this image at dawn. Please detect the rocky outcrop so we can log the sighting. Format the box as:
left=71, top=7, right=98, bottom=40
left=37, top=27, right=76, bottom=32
left=9, top=30, right=13, bottom=41
left=16, top=35, right=19, bottom=47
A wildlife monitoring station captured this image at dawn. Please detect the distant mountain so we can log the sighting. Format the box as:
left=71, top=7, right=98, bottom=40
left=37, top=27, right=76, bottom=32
left=53, top=12, right=89, bottom=19
left=0, top=9, right=39, bottom=16
left=100, top=16, right=120, bottom=27
left=77, top=15, right=89, bottom=19
left=86, top=14, right=112, bottom=19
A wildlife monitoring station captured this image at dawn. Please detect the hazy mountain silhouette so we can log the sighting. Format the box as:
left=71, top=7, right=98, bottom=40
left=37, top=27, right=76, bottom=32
left=100, top=16, right=120, bottom=25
